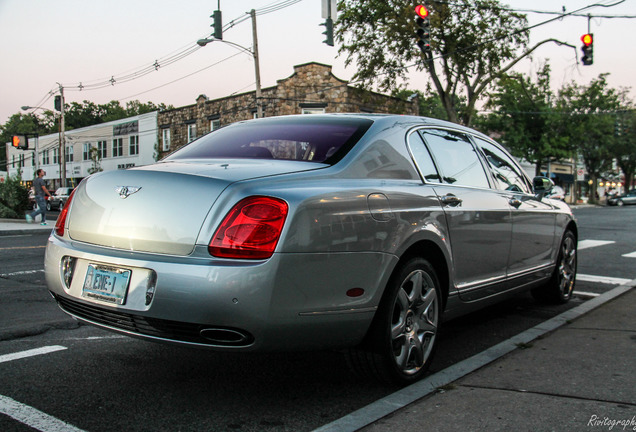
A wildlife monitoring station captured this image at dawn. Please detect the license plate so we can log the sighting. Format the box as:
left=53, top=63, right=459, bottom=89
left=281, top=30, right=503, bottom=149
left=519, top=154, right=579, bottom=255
left=82, top=264, right=131, bottom=305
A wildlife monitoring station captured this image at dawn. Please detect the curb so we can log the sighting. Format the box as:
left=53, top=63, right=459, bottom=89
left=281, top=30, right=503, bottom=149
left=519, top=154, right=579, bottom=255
left=313, top=280, right=636, bottom=432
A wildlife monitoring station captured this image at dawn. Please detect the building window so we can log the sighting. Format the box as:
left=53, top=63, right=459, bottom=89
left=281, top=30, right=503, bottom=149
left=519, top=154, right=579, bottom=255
left=83, top=143, right=91, bottom=161
left=162, top=128, right=171, bottom=151
left=12, top=155, right=15, bottom=168
left=210, top=118, right=220, bottom=132
left=43, top=150, right=50, bottom=165
left=65, top=145, right=74, bottom=162
left=31, top=152, right=36, bottom=166
left=113, top=138, right=123, bottom=157
left=301, top=107, right=326, bottom=115
left=53, top=148, right=59, bottom=164
left=98, top=141, right=107, bottom=159
left=19, top=154, right=25, bottom=167
left=187, top=123, right=197, bottom=142
left=129, top=135, right=139, bottom=155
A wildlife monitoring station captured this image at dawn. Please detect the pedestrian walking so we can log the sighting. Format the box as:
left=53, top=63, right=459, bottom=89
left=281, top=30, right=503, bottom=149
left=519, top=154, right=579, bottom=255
left=26, top=169, right=52, bottom=225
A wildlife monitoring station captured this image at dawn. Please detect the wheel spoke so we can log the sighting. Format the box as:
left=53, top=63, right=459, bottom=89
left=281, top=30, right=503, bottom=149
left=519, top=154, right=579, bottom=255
left=391, top=289, right=409, bottom=339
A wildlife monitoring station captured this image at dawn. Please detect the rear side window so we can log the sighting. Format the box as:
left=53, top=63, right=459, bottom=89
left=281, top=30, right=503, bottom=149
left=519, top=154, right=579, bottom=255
left=408, top=131, right=441, bottom=183
left=166, top=117, right=373, bottom=164
left=420, top=129, right=490, bottom=189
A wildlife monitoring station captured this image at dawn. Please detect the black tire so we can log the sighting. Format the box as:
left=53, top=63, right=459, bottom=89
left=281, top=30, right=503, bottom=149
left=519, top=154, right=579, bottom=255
left=46, top=201, right=52, bottom=211
left=347, top=257, right=442, bottom=385
left=617, top=200, right=624, bottom=207
left=532, top=230, right=577, bottom=304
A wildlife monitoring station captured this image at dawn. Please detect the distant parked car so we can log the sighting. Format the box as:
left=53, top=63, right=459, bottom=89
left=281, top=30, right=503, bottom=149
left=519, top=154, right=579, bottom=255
left=546, top=185, right=566, bottom=202
left=28, top=189, right=50, bottom=210
left=44, top=114, right=578, bottom=385
left=49, top=187, right=75, bottom=211
left=607, top=189, right=636, bottom=206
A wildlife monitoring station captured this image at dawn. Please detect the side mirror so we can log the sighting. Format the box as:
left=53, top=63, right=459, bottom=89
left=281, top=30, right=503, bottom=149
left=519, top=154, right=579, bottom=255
left=533, top=176, right=554, bottom=199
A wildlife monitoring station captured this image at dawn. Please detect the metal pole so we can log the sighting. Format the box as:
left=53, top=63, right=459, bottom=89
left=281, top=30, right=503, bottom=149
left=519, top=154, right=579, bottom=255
left=34, top=135, right=39, bottom=173
left=59, top=85, right=66, bottom=187
left=250, top=9, right=263, bottom=118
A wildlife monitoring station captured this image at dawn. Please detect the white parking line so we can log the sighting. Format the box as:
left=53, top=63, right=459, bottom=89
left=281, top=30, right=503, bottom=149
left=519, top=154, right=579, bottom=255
left=0, top=394, right=86, bottom=432
left=622, top=251, right=636, bottom=258
left=577, top=239, right=615, bottom=250
left=0, top=269, right=44, bottom=278
left=577, top=274, right=632, bottom=285
left=0, top=346, right=67, bottom=364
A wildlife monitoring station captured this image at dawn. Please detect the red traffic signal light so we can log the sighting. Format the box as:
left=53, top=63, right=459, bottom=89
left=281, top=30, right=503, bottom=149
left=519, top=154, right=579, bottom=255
left=415, top=4, right=429, bottom=18
left=581, top=33, right=593, bottom=46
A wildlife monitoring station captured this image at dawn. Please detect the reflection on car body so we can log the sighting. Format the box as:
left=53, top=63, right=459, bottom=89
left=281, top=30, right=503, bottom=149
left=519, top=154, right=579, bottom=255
left=45, top=114, right=577, bottom=384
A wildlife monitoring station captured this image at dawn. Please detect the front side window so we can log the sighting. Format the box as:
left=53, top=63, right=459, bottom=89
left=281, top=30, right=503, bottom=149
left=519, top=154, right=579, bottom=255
left=420, top=129, right=490, bottom=189
left=167, top=117, right=373, bottom=164
left=473, top=137, right=531, bottom=193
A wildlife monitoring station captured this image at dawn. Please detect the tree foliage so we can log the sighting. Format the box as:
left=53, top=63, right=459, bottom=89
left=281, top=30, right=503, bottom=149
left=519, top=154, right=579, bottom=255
left=556, top=74, right=624, bottom=204
left=336, top=0, right=571, bottom=125
left=481, top=63, right=570, bottom=175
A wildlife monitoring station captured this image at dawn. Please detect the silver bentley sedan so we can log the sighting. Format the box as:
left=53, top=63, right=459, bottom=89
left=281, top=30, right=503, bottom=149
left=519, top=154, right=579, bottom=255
left=45, top=114, right=577, bottom=385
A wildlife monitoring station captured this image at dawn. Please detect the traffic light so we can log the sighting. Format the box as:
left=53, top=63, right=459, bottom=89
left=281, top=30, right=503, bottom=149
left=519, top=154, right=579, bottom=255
left=321, top=17, right=334, bottom=47
left=581, top=33, right=593, bottom=66
left=212, top=10, right=222, bottom=40
left=12, top=135, right=29, bottom=150
left=54, top=95, right=62, bottom=111
left=415, top=4, right=431, bottom=53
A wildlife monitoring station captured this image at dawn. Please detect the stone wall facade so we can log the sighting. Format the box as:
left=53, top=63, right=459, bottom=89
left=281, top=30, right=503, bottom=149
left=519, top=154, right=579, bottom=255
left=157, top=62, right=419, bottom=156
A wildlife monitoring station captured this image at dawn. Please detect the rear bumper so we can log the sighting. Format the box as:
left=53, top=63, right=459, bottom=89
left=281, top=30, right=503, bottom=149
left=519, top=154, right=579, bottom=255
left=45, top=234, right=395, bottom=351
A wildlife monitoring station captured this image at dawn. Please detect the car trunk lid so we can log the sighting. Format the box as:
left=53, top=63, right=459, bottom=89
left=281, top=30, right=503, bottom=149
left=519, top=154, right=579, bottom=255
left=67, top=160, right=324, bottom=255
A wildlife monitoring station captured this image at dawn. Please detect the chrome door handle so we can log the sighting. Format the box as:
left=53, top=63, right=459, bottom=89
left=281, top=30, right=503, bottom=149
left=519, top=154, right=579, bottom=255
left=441, top=194, right=462, bottom=207
left=509, top=198, right=522, bottom=208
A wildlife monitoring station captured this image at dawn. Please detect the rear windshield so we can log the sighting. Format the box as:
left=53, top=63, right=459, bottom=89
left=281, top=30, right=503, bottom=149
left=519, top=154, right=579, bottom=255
left=166, top=117, right=373, bottom=164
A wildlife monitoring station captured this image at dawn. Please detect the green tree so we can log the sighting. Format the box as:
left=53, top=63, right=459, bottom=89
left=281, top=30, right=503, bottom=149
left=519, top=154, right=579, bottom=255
left=611, top=109, right=636, bottom=190
left=481, top=63, right=570, bottom=175
left=336, top=0, right=573, bottom=126
left=556, top=74, right=623, bottom=204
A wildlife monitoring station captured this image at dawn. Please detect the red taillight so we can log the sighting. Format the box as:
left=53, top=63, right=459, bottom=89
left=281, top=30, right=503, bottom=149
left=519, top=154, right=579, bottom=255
left=55, top=189, right=76, bottom=237
left=209, top=196, right=288, bottom=259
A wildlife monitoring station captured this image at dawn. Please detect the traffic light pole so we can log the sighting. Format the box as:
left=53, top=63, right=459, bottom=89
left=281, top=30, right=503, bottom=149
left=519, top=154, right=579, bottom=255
left=250, top=9, right=263, bottom=119
left=58, top=84, right=66, bottom=188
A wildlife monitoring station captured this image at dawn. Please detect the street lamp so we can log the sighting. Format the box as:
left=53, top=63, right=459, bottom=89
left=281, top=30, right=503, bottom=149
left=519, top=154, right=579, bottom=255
left=197, top=9, right=263, bottom=118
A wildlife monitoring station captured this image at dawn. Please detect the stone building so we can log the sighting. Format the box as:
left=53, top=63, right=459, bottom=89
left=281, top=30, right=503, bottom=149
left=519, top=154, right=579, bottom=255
left=157, top=62, right=419, bottom=155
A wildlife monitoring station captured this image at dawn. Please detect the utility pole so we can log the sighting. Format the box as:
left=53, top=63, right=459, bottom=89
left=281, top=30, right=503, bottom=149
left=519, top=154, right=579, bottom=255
left=58, top=84, right=67, bottom=187
left=250, top=9, right=263, bottom=118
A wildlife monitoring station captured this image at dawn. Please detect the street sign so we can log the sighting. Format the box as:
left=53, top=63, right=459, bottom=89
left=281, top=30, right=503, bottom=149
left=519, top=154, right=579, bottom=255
left=577, top=168, right=586, bottom=181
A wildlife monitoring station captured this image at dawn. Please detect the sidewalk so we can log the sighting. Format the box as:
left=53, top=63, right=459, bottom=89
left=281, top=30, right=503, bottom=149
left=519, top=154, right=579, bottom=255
left=0, top=217, right=54, bottom=235
left=318, top=283, right=636, bottom=432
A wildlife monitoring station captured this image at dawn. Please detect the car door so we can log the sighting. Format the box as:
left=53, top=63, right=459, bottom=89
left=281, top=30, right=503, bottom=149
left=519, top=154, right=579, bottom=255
left=410, top=129, right=512, bottom=301
left=472, top=137, right=556, bottom=287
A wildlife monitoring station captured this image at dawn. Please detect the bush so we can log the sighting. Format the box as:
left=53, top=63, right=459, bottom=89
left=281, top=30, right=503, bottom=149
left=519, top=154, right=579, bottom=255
left=0, top=175, right=30, bottom=218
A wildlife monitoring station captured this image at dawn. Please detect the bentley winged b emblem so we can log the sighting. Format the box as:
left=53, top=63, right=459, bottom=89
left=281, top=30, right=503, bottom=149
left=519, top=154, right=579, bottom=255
left=115, top=186, right=142, bottom=199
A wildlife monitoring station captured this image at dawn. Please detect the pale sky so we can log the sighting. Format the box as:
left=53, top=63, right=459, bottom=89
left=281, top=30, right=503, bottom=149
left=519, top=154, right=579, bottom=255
left=0, top=0, right=634, bottom=125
